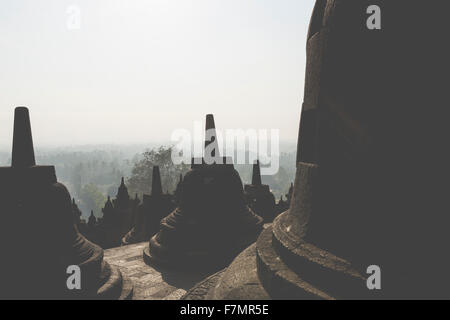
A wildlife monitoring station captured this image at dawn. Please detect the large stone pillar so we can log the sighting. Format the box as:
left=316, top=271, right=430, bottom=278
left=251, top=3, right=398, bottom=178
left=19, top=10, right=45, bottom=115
left=184, top=0, right=449, bottom=299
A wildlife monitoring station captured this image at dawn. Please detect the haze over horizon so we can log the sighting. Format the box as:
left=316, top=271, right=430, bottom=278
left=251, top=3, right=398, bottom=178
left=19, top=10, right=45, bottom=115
left=0, top=0, right=315, bottom=149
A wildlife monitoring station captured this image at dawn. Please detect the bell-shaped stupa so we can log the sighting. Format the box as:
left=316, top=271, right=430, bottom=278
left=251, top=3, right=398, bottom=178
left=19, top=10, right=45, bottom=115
left=0, top=107, right=133, bottom=299
left=244, top=160, right=277, bottom=222
left=122, top=166, right=175, bottom=245
left=144, top=114, right=263, bottom=271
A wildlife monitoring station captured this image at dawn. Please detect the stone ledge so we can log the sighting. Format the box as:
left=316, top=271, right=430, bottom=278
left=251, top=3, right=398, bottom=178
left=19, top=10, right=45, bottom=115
left=104, top=242, right=215, bottom=300
left=182, top=244, right=270, bottom=300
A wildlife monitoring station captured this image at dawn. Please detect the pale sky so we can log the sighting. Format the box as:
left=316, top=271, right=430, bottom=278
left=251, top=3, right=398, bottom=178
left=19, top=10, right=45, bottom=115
left=0, top=0, right=315, bottom=148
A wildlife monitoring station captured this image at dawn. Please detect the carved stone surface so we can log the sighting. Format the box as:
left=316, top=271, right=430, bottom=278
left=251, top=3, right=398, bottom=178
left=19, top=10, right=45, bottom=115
left=105, top=242, right=214, bottom=300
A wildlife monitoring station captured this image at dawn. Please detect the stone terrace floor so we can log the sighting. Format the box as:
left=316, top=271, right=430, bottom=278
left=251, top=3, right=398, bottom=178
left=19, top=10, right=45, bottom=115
left=104, top=242, right=213, bottom=300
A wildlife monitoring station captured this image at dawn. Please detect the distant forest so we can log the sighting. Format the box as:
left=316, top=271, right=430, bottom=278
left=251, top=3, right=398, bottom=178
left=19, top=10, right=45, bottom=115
left=0, top=146, right=296, bottom=219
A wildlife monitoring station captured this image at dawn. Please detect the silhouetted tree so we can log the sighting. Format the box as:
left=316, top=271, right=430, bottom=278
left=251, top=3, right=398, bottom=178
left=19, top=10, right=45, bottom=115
left=128, top=146, right=189, bottom=197
left=79, top=183, right=107, bottom=218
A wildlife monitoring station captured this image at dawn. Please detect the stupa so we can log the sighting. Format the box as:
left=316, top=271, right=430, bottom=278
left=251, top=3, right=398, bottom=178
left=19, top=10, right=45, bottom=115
left=122, top=166, right=175, bottom=245
left=114, top=177, right=135, bottom=236
left=244, top=160, right=277, bottom=222
left=275, top=195, right=289, bottom=215
left=95, top=179, right=138, bottom=248
left=0, top=107, right=133, bottom=299
left=184, top=0, right=449, bottom=299
left=92, top=196, right=117, bottom=248
left=88, top=210, right=97, bottom=228
left=144, top=114, right=264, bottom=271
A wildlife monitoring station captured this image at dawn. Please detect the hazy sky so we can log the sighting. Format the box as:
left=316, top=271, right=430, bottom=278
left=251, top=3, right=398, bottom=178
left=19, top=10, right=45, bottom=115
left=0, top=0, right=315, bottom=148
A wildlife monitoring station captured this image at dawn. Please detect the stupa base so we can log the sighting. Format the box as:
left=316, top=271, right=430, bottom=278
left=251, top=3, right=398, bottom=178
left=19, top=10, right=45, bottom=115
left=95, top=261, right=134, bottom=300
left=184, top=217, right=368, bottom=300
left=143, top=236, right=256, bottom=274
left=65, top=234, right=134, bottom=300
